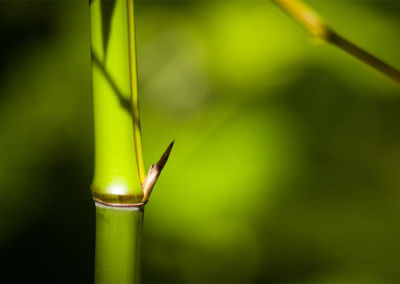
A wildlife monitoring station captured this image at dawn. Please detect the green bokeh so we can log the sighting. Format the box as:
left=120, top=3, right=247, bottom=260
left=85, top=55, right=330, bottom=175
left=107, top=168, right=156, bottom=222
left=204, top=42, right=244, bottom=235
left=0, top=0, right=399, bottom=282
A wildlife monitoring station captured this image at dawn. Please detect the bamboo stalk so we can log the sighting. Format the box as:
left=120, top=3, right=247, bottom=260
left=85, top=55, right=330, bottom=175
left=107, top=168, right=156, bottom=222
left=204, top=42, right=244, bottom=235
left=274, top=0, right=400, bottom=84
left=89, top=0, right=173, bottom=282
left=90, top=0, right=144, bottom=282
left=90, top=0, right=143, bottom=205
left=95, top=204, right=143, bottom=284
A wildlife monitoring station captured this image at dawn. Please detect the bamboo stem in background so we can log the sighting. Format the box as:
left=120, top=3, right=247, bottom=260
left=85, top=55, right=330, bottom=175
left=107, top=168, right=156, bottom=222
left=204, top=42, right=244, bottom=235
left=274, top=0, right=400, bottom=84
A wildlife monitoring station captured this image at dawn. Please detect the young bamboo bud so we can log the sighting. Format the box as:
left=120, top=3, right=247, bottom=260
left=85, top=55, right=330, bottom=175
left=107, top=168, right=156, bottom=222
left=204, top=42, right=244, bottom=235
left=142, top=141, right=174, bottom=203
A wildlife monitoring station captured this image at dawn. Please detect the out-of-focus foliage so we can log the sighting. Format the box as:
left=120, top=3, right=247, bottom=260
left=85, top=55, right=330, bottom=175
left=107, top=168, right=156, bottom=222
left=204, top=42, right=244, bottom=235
left=0, top=0, right=399, bottom=282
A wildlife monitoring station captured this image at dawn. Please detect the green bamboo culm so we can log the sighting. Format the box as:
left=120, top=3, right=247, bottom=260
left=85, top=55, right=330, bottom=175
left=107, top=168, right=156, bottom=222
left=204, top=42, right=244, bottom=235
left=90, top=0, right=144, bottom=203
left=95, top=204, right=143, bottom=283
left=90, top=0, right=145, bottom=282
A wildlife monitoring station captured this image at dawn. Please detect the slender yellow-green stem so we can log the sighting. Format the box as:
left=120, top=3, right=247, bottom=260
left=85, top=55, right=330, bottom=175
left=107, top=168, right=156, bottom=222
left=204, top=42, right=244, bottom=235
left=127, top=0, right=146, bottom=183
left=90, top=0, right=145, bottom=282
left=95, top=204, right=143, bottom=284
left=274, top=0, right=400, bottom=83
left=90, top=0, right=143, bottom=204
left=90, top=0, right=173, bottom=282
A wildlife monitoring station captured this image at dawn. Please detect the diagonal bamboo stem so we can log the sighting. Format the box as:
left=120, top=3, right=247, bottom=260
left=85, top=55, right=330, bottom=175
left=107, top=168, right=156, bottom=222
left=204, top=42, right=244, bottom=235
left=274, top=0, right=400, bottom=84
left=327, top=31, right=400, bottom=83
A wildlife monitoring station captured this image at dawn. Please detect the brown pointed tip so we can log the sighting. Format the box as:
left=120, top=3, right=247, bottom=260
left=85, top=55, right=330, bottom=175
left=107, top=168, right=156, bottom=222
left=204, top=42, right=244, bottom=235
left=156, top=140, right=174, bottom=171
left=141, top=140, right=175, bottom=203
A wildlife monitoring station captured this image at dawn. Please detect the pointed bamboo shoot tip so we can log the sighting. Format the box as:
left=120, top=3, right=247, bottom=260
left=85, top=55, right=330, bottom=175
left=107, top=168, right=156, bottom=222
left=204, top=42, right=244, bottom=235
left=141, top=140, right=175, bottom=203
left=157, top=140, right=174, bottom=171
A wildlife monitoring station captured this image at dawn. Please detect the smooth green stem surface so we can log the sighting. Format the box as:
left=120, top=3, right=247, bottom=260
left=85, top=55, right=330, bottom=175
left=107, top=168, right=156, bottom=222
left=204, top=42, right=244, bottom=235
left=90, top=0, right=144, bottom=203
left=90, top=0, right=146, bottom=282
left=95, top=203, right=144, bottom=284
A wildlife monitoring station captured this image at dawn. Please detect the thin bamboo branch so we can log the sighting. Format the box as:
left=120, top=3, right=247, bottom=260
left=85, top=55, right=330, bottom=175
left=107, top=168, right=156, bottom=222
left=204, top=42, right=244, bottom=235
left=127, top=0, right=146, bottom=184
left=327, top=31, right=400, bottom=83
left=274, top=0, right=400, bottom=84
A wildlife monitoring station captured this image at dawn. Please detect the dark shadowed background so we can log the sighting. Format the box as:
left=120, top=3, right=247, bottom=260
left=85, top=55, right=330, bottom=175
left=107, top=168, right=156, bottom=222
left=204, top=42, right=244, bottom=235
left=0, top=0, right=400, bottom=282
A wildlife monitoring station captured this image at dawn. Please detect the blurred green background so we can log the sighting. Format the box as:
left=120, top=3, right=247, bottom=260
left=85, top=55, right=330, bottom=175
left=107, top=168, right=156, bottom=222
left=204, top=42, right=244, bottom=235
left=1, top=0, right=400, bottom=282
